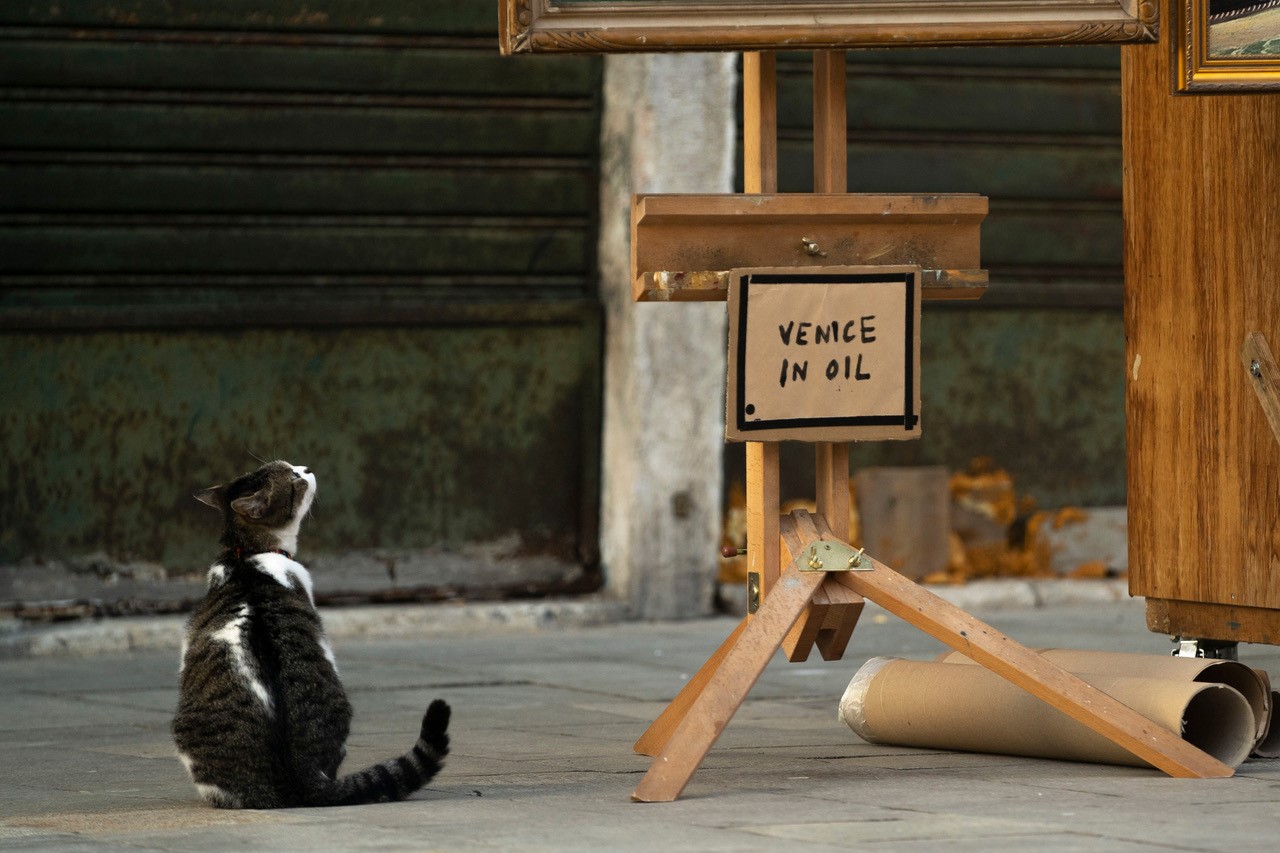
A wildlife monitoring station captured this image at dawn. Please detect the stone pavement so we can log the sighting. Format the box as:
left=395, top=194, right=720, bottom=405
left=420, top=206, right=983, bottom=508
left=3, top=592, right=1280, bottom=851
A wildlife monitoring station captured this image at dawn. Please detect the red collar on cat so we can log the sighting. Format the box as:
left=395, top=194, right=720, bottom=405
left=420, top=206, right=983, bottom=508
left=233, top=547, right=293, bottom=561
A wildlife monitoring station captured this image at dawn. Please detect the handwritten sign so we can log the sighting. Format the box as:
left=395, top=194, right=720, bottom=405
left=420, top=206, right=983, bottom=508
left=726, top=266, right=922, bottom=443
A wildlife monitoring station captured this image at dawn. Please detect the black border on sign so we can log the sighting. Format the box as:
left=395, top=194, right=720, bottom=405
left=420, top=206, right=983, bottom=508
left=734, top=271, right=918, bottom=434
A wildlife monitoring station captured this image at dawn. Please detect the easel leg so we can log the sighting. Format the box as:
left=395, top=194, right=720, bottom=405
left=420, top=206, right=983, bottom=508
left=792, top=511, right=1232, bottom=779
left=746, top=441, right=780, bottom=596
left=631, top=563, right=824, bottom=803
left=814, top=443, right=849, bottom=540
left=633, top=618, right=747, bottom=757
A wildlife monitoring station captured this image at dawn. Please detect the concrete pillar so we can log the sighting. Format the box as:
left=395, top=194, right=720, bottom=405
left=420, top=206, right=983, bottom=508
left=598, top=53, right=738, bottom=620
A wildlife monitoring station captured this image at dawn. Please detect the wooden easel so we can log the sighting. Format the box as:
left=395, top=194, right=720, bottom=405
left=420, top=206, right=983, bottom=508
left=629, top=51, right=1233, bottom=803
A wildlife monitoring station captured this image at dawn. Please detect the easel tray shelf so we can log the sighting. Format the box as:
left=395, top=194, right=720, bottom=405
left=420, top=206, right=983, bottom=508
left=631, top=193, right=987, bottom=303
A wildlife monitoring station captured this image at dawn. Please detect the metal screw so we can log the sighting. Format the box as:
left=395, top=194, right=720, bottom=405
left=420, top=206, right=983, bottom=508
left=807, top=546, right=824, bottom=570
left=848, top=547, right=866, bottom=568
left=800, top=238, right=827, bottom=258
left=1251, top=360, right=1262, bottom=378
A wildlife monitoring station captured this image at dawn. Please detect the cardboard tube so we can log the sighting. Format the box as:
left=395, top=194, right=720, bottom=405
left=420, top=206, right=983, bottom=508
left=840, top=657, right=1255, bottom=769
left=1250, top=669, right=1280, bottom=759
left=937, top=648, right=1270, bottom=748
left=1254, top=690, right=1280, bottom=759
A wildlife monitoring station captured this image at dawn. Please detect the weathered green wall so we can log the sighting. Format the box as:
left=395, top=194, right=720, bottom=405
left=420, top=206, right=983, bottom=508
left=2, top=9, right=1129, bottom=590
left=0, top=323, right=599, bottom=570
left=850, top=307, right=1124, bottom=506
left=729, top=308, right=1125, bottom=508
left=0, top=1, right=605, bottom=588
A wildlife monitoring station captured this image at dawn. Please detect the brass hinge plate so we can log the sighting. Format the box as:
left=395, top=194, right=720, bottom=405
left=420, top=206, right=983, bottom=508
left=747, top=572, right=761, bottom=614
left=796, top=540, right=871, bottom=572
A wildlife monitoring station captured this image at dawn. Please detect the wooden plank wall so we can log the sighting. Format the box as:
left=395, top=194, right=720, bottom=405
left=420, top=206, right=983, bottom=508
left=0, top=1, right=602, bottom=328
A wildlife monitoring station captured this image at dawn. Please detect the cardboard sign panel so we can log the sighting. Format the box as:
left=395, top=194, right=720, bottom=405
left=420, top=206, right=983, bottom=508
left=500, top=1, right=1157, bottom=55
left=726, top=266, right=922, bottom=443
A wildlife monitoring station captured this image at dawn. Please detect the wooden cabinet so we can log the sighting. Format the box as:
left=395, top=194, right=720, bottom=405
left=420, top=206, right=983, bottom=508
left=1122, top=10, right=1280, bottom=644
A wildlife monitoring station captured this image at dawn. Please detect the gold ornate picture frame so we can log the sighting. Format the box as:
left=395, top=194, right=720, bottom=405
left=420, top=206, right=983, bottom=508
left=1176, top=0, right=1280, bottom=91
left=500, top=0, right=1159, bottom=54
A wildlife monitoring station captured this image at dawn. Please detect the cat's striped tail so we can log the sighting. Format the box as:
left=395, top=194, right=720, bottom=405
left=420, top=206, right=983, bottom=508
left=314, top=699, right=450, bottom=807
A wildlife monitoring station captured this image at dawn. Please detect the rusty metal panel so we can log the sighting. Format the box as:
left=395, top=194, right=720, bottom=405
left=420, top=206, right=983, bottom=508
left=727, top=308, right=1126, bottom=509
left=0, top=0, right=606, bottom=613
left=0, top=320, right=601, bottom=582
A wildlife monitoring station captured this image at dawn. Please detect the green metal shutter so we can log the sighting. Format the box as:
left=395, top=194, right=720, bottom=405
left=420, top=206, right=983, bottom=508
left=0, top=2, right=604, bottom=605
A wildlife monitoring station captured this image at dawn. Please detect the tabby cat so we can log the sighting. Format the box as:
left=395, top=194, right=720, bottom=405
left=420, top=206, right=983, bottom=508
left=172, top=460, right=450, bottom=808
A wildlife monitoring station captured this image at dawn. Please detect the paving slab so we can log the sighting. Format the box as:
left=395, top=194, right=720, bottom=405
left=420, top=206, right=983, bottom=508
left=3, top=597, right=1280, bottom=851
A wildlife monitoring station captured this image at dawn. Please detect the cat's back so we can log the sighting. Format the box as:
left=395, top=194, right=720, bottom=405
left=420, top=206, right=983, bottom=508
left=173, top=554, right=348, bottom=808
left=179, top=554, right=330, bottom=694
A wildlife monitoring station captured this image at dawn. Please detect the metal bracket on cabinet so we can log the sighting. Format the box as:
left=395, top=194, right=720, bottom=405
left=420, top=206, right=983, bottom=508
left=1171, top=637, right=1239, bottom=660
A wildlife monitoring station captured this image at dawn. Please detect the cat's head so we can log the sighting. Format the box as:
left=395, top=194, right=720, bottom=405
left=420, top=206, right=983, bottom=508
left=195, top=461, right=317, bottom=556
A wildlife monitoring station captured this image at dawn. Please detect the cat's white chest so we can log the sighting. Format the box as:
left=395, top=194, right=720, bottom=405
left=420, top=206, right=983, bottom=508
left=252, top=552, right=316, bottom=604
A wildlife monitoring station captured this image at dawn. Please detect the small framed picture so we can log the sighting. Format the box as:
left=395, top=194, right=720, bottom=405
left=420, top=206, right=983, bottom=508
left=1176, top=0, right=1280, bottom=91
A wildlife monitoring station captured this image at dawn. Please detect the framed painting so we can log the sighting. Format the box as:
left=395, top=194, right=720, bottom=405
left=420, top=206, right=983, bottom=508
left=500, top=0, right=1159, bottom=54
left=1176, top=0, right=1280, bottom=90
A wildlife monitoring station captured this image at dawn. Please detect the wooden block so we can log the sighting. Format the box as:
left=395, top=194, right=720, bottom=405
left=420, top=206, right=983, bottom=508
left=630, top=193, right=986, bottom=298
left=792, top=510, right=1232, bottom=779
left=854, top=466, right=950, bottom=580
left=814, top=578, right=864, bottom=661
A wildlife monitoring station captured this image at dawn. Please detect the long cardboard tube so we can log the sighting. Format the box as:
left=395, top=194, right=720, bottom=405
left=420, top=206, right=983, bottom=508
left=935, top=648, right=1270, bottom=748
left=840, top=657, right=1254, bottom=769
left=1255, top=690, right=1280, bottom=758
left=1250, top=669, right=1280, bottom=758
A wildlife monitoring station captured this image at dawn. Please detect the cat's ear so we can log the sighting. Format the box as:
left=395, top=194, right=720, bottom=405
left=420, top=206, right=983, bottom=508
left=230, top=488, right=270, bottom=520
left=193, top=485, right=226, bottom=510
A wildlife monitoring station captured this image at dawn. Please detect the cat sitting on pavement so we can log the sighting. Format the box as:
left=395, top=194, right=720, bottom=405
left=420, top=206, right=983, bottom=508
left=172, top=460, right=449, bottom=808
